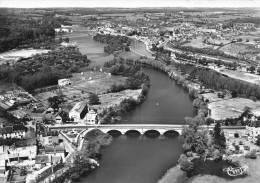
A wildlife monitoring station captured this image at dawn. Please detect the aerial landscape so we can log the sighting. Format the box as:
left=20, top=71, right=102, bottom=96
left=1, top=0, right=260, bottom=183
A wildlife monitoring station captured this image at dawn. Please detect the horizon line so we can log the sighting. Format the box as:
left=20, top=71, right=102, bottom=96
left=1, top=6, right=259, bottom=9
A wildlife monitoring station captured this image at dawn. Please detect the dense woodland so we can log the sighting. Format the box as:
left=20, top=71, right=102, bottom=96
left=93, top=34, right=131, bottom=54
left=0, top=10, right=71, bottom=52
left=0, top=47, right=90, bottom=92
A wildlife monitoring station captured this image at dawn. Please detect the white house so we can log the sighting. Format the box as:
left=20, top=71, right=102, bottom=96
left=58, top=79, right=71, bottom=87
left=85, top=109, right=98, bottom=124
left=246, top=126, right=260, bottom=142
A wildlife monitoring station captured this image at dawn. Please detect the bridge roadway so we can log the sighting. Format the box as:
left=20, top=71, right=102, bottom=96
left=47, top=124, right=246, bottom=135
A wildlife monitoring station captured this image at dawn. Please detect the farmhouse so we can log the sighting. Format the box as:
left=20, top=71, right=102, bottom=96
left=58, top=79, right=71, bottom=87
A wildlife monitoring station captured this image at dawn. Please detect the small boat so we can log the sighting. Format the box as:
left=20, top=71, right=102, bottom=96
left=156, top=102, right=159, bottom=106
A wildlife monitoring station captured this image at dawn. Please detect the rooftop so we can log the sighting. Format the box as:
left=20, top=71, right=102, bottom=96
left=70, top=101, right=88, bottom=114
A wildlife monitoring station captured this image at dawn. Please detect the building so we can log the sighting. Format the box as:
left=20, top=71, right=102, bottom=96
left=69, top=102, right=88, bottom=122
left=6, top=145, right=37, bottom=166
left=39, top=145, right=66, bottom=160
left=0, top=159, right=6, bottom=183
left=234, top=23, right=255, bottom=30
left=39, top=131, right=59, bottom=146
left=0, top=125, right=27, bottom=139
left=85, top=109, right=98, bottom=124
left=58, top=79, right=71, bottom=87
left=246, top=126, right=260, bottom=142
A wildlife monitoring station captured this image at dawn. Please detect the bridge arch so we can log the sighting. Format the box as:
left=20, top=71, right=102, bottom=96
left=144, top=130, right=161, bottom=137
left=106, top=129, right=122, bottom=136
left=125, top=130, right=141, bottom=136
left=163, top=130, right=180, bottom=137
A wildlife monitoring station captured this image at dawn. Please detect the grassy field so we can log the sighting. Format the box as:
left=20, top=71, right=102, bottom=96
left=92, top=89, right=142, bottom=113
left=184, top=38, right=214, bottom=49
left=35, top=71, right=127, bottom=110
left=209, top=66, right=260, bottom=85
left=208, top=98, right=260, bottom=120
left=219, top=43, right=259, bottom=55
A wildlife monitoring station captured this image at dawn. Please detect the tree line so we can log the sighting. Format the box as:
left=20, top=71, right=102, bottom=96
left=176, top=64, right=260, bottom=100
left=93, top=34, right=131, bottom=54
left=0, top=47, right=90, bottom=92
left=0, top=11, right=67, bottom=52
left=99, top=61, right=150, bottom=124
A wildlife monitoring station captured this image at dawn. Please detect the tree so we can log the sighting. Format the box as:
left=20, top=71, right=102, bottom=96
left=248, top=66, right=256, bottom=73
left=70, top=173, right=80, bottom=181
left=212, top=149, right=222, bottom=161
left=212, top=122, right=226, bottom=149
left=180, top=159, right=194, bottom=172
left=205, top=117, right=214, bottom=126
left=88, top=93, right=100, bottom=105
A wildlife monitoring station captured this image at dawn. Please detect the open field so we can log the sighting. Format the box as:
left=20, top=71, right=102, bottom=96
left=208, top=98, right=260, bottom=120
left=209, top=66, right=260, bottom=85
left=219, top=43, right=260, bottom=56
left=184, top=38, right=214, bottom=49
left=92, top=89, right=142, bottom=112
left=118, top=50, right=141, bottom=61
left=35, top=71, right=127, bottom=109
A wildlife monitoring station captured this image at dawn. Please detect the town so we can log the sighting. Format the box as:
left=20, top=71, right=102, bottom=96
left=1, top=4, right=260, bottom=183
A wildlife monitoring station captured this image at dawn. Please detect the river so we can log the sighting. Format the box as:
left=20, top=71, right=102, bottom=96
left=65, top=32, right=196, bottom=183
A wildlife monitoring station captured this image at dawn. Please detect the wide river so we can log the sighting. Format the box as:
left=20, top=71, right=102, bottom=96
left=65, top=32, right=196, bottom=183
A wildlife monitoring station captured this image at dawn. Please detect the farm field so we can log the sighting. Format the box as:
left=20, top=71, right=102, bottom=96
left=208, top=98, right=260, bottom=120
left=35, top=71, right=127, bottom=110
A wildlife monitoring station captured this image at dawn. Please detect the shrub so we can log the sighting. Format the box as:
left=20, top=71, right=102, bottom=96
left=245, top=149, right=257, bottom=159
left=186, top=151, right=193, bottom=157
left=234, top=133, right=239, bottom=138
left=243, top=145, right=250, bottom=151
left=183, top=143, right=191, bottom=152
left=213, top=149, right=222, bottom=161
left=70, top=173, right=80, bottom=181
left=235, top=145, right=240, bottom=151
left=232, top=160, right=241, bottom=167
left=180, top=159, right=194, bottom=172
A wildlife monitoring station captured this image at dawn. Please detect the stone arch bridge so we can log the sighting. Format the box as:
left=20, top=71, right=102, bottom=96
left=48, top=124, right=246, bottom=136
left=49, top=124, right=186, bottom=135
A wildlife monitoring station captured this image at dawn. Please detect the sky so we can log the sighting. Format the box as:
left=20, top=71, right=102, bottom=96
left=0, top=0, right=260, bottom=8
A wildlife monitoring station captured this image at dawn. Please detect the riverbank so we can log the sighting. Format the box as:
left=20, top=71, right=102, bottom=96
left=115, top=51, right=260, bottom=183
left=51, top=129, right=112, bottom=183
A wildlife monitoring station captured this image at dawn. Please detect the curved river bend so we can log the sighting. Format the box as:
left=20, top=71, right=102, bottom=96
left=66, top=32, right=196, bottom=183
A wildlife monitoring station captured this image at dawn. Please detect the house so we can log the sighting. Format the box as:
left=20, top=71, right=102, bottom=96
left=58, top=79, right=71, bottom=87
left=85, top=109, right=98, bottom=124
left=0, top=125, right=27, bottom=139
left=39, top=145, right=66, bottom=160
left=7, top=110, right=31, bottom=122
left=43, top=113, right=56, bottom=124
left=6, top=145, right=37, bottom=165
left=246, top=126, right=260, bottom=142
left=69, top=102, right=88, bottom=122
left=35, top=154, right=62, bottom=169
left=39, top=131, right=59, bottom=146
left=0, top=159, right=6, bottom=183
